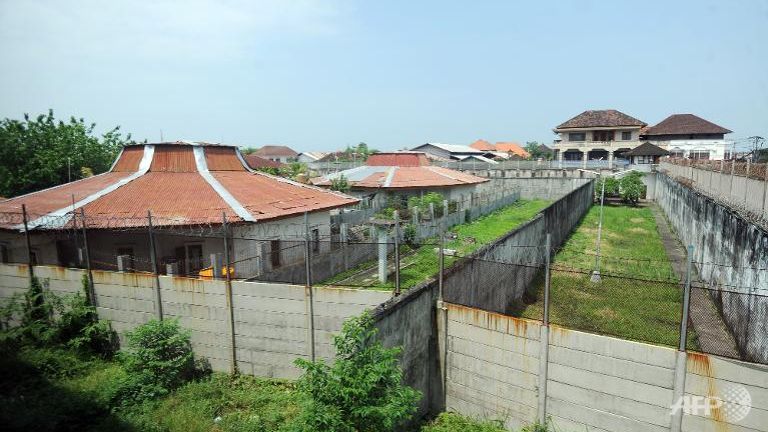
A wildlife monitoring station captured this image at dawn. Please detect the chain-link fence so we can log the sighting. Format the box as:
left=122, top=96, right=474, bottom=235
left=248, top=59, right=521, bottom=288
left=4, top=205, right=766, bottom=365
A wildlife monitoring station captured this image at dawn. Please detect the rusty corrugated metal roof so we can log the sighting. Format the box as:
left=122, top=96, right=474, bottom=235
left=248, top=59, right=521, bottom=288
left=312, top=164, right=487, bottom=190
left=366, top=152, right=429, bottom=167
left=150, top=146, right=197, bottom=172
left=205, top=147, right=246, bottom=171
left=112, top=146, right=144, bottom=172
left=0, top=142, right=357, bottom=230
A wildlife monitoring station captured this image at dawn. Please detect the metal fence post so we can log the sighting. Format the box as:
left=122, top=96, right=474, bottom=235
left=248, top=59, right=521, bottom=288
left=436, top=224, right=448, bottom=409
left=744, top=160, right=751, bottom=205
left=679, top=245, right=694, bottom=351
left=538, top=233, right=552, bottom=424
left=393, top=210, right=401, bottom=296
left=763, top=166, right=768, bottom=214
left=147, top=210, right=163, bottom=320
left=222, top=212, right=237, bottom=374
left=78, top=208, right=96, bottom=306
left=303, top=211, right=316, bottom=362
left=671, top=244, right=694, bottom=432
left=21, top=204, right=35, bottom=281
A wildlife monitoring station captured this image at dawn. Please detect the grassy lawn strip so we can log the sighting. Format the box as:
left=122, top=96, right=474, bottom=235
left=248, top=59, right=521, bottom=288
left=520, top=203, right=698, bottom=349
left=321, top=199, right=551, bottom=290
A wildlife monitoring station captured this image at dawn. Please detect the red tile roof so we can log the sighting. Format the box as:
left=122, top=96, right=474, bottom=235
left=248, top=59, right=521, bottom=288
left=494, top=142, right=529, bottom=158
left=470, top=140, right=530, bottom=158
left=0, top=143, right=356, bottom=230
left=254, top=145, right=298, bottom=157
left=244, top=154, right=285, bottom=169
left=644, top=114, right=732, bottom=136
left=470, top=139, right=495, bottom=151
left=556, top=110, right=647, bottom=129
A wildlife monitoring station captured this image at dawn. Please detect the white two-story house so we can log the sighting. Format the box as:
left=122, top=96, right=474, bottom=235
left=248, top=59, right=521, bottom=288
left=552, top=109, right=647, bottom=167
left=641, top=114, right=733, bottom=160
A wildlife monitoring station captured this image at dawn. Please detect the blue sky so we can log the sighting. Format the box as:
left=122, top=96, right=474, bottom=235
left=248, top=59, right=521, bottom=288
left=1, top=0, right=766, bottom=151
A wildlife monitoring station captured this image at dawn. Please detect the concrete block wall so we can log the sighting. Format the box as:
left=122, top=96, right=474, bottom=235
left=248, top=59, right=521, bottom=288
left=656, top=174, right=768, bottom=363
left=443, top=180, right=594, bottom=314
left=0, top=263, right=390, bottom=377
left=444, top=304, right=539, bottom=430
left=546, top=325, right=676, bottom=432
left=488, top=177, right=592, bottom=201
left=660, top=162, right=768, bottom=219
left=445, top=302, right=768, bottom=432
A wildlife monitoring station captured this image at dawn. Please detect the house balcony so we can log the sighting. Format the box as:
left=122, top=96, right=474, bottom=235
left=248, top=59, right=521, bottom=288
left=553, top=140, right=642, bottom=151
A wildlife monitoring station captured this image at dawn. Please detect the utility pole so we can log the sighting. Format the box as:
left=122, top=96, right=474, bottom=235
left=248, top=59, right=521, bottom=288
left=747, top=136, right=765, bottom=162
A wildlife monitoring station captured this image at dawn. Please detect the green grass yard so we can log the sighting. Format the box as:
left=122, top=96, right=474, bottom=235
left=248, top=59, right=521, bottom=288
left=520, top=203, right=698, bottom=349
left=322, top=199, right=551, bottom=290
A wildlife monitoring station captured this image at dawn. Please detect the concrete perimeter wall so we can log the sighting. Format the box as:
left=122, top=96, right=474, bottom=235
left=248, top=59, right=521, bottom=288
left=370, top=181, right=595, bottom=420
left=0, top=263, right=390, bottom=378
left=488, top=177, right=592, bottom=201
left=656, top=174, right=768, bottom=363
left=445, top=302, right=768, bottom=432
left=660, top=161, right=768, bottom=219
left=444, top=180, right=594, bottom=314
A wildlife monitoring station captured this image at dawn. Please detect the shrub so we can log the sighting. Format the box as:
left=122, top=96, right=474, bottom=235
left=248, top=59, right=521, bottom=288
left=421, top=412, right=506, bottom=432
left=291, top=311, right=421, bottom=432
left=1, top=275, right=116, bottom=357
left=403, top=224, right=418, bottom=247
left=619, top=171, right=645, bottom=205
left=115, top=319, right=196, bottom=404
left=330, top=174, right=351, bottom=193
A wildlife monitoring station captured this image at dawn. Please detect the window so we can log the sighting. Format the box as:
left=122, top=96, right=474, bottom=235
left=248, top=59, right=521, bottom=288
left=312, top=229, right=320, bottom=253
left=690, top=151, right=710, bottom=160
left=116, top=246, right=135, bottom=272
left=621, top=131, right=632, bottom=141
left=270, top=240, right=281, bottom=267
left=0, top=244, right=8, bottom=263
left=568, top=133, right=586, bottom=142
left=592, top=131, right=615, bottom=142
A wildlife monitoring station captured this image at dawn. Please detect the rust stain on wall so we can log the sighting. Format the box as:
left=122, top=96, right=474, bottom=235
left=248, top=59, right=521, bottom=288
left=688, top=352, right=728, bottom=430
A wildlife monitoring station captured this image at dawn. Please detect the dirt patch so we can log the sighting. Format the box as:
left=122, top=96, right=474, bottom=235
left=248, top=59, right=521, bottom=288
left=629, top=217, right=645, bottom=223
left=629, top=227, right=648, bottom=234
left=595, top=307, right=619, bottom=320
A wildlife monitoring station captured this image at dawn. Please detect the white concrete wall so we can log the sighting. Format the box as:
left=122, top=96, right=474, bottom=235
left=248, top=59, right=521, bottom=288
left=444, top=302, right=768, bottom=432
left=660, top=161, right=768, bottom=219
left=0, top=263, right=390, bottom=377
left=445, top=304, right=539, bottom=430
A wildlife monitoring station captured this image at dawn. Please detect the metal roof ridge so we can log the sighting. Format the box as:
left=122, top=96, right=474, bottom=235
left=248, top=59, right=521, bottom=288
left=18, top=144, right=156, bottom=230
left=193, top=146, right=255, bottom=222
left=383, top=166, right=397, bottom=187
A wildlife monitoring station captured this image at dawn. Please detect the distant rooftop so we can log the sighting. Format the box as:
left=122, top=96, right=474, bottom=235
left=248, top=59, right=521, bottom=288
left=644, top=114, right=732, bottom=136
left=556, top=110, right=647, bottom=129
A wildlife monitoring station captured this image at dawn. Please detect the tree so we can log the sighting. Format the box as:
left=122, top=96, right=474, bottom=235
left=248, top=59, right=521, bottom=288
left=618, top=172, right=645, bottom=205
left=330, top=174, right=351, bottom=192
left=524, top=141, right=553, bottom=160
left=292, top=311, right=421, bottom=432
left=0, top=110, right=133, bottom=197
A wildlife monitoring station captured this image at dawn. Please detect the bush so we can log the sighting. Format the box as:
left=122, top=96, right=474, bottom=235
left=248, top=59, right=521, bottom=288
left=421, top=412, right=506, bottom=432
left=114, top=319, right=196, bottom=405
left=619, top=171, right=645, bottom=205
left=0, top=276, right=116, bottom=356
left=291, top=311, right=421, bottom=432
left=330, top=174, right=350, bottom=193
left=403, top=224, right=418, bottom=247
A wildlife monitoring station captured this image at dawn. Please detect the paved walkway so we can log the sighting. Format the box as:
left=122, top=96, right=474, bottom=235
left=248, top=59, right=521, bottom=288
left=650, top=203, right=740, bottom=357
